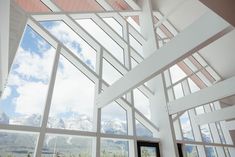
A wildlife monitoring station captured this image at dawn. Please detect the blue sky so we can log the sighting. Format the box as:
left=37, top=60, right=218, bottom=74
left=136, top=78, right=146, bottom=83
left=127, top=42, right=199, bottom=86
left=0, top=26, right=53, bottom=117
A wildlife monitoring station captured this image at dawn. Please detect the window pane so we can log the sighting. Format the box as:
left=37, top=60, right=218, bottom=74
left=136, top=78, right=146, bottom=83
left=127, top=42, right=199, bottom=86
left=129, top=34, right=143, bottom=56
left=0, top=26, right=55, bottom=127
left=102, top=59, right=122, bottom=85
left=180, top=112, right=194, bottom=141
left=131, top=57, right=138, bottom=69
left=173, top=83, right=184, bottom=99
left=195, top=106, right=205, bottom=115
left=170, top=65, right=186, bottom=84
left=200, top=124, right=213, bottom=143
left=127, top=16, right=140, bottom=33
left=101, top=102, right=127, bottom=135
left=188, top=78, right=200, bottom=93
left=48, top=55, right=95, bottom=131
left=205, top=146, right=217, bottom=157
left=77, top=19, right=124, bottom=63
left=42, top=134, right=93, bottom=157
left=0, top=131, right=38, bottom=157
left=184, top=145, right=198, bottom=157
left=136, top=120, right=153, bottom=137
left=41, top=20, right=96, bottom=70
left=101, top=138, right=129, bottom=157
left=133, top=89, right=151, bottom=119
left=103, top=17, right=123, bottom=37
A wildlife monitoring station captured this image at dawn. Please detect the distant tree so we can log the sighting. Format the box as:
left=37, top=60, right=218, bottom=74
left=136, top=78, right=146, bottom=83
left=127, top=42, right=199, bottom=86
left=27, top=152, right=31, bottom=157
left=56, top=152, right=60, bottom=157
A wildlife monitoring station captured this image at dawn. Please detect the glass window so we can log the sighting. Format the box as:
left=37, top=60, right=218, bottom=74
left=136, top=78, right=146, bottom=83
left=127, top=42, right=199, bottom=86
left=131, top=57, right=138, bottom=69
left=0, top=131, right=38, bottom=157
left=170, top=65, right=187, bottom=84
left=129, top=34, right=143, bottom=56
left=215, top=122, right=226, bottom=144
left=184, top=145, right=199, bottom=157
left=42, top=134, right=93, bottom=157
left=195, top=106, right=205, bottom=115
left=101, top=102, right=128, bottom=135
left=101, top=138, right=129, bottom=157
left=200, top=124, right=213, bottom=143
left=40, top=20, right=96, bottom=70
left=205, top=146, right=217, bottom=157
left=103, top=17, right=123, bottom=37
left=173, top=83, right=184, bottom=99
left=188, top=78, right=200, bottom=93
left=180, top=112, right=194, bottom=141
left=0, top=26, right=55, bottom=127
left=126, top=16, right=141, bottom=33
left=48, top=55, right=95, bottom=131
left=133, top=89, right=151, bottom=119
left=77, top=19, right=124, bottom=64
left=102, top=58, right=123, bottom=85
left=136, top=120, right=153, bottom=137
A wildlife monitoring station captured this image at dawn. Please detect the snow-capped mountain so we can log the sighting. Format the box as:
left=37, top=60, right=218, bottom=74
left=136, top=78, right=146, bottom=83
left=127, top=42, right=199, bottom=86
left=101, top=119, right=127, bottom=135
left=0, top=111, right=9, bottom=124
left=10, top=114, right=41, bottom=126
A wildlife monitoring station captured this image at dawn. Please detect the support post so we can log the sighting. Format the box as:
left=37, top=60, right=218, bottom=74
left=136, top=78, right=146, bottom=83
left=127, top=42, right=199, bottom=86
left=150, top=74, right=179, bottom=157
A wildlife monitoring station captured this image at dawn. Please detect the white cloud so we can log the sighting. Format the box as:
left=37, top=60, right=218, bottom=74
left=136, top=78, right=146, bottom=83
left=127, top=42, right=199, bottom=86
left=13, top=47, right=55, bottom=82
left=14, top=81, right=48, bottom=114
left=43, top=21, right=96, bottom=69
left=101, top=102, right=127, bottom=122
left=1, top=86, right=11, bottom=100
left=49, top=56, right=95, bottom=118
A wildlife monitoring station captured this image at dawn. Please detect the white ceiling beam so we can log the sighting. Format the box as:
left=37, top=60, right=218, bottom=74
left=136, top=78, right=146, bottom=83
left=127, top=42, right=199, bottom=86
left=194, top=105, right=235, bottom=125
left=225, top=120, right=235, bottom=131
left=96, top=0, right=113, bottom=11
left=96, top=11, right=232, bottom=107
left=199, top=0, right=235, bottom=27
left=168, top=75, right=235, bottom=114
left=41, top=0, right=61, bottom=12
left=123, top=0, right=141, bottom=10
left=32, top=10, right=141, bottom=17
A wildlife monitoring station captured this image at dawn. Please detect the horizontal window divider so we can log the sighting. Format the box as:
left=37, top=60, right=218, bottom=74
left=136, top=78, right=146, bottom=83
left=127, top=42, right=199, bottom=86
left=176, top=140, right=235, bottom=148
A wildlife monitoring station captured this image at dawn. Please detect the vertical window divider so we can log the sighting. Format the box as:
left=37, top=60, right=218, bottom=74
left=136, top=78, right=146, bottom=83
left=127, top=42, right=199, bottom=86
left=34, top=44, right=61, bottom=157
left=94, top=46, right=103, bottom=157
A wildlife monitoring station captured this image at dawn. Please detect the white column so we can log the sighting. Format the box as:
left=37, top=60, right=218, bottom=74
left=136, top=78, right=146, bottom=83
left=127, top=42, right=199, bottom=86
left=150, top=74, right=179, bottom=157
left=138, top=0, right=158, bottom=58
left=0, top=0, right=10, bottom=95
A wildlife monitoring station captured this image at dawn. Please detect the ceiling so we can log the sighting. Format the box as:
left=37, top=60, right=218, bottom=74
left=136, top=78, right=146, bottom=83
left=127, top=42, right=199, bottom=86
left=151, top=0, right=208, bottom=31
left=151, top=0, right=235, bottom=80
